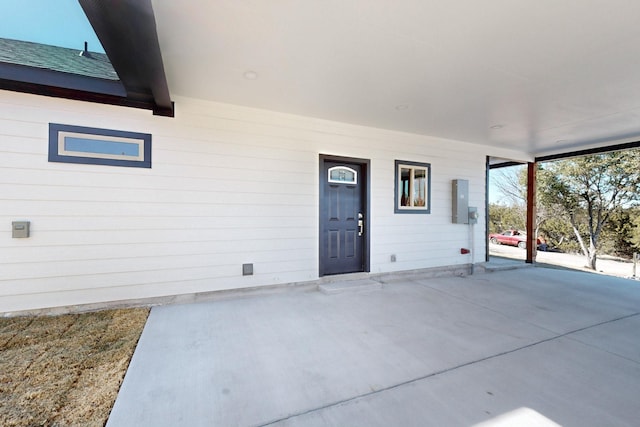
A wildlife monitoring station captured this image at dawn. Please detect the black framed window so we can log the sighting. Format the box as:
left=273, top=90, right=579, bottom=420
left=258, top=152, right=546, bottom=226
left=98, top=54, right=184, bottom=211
left=395, top=160, right=431, bottom=214
left=49, top=123, right=151, bottom=168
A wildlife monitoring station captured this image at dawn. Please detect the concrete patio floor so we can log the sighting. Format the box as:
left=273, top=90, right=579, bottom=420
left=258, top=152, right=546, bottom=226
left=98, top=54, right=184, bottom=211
left=107, top=267, right=640, bottom=427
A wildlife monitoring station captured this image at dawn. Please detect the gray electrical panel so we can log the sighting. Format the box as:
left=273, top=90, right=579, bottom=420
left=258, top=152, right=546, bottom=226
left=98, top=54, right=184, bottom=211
left=452, top=180, right=469, bottom=224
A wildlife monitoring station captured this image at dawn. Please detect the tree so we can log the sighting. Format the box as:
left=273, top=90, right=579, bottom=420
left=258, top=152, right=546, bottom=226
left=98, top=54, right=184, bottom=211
left=631, top=210, right=640, bottom=252
left=601, top=208, right=639, bottom=258
left=537, top=206, right=578, bottom=252
left=488, top=203, right=525, bottom=234
left=537, top=150, right=640, bottom=270
left=491, top=166, right=527, bottom=207
left=490, top=165, right=554, bottom=243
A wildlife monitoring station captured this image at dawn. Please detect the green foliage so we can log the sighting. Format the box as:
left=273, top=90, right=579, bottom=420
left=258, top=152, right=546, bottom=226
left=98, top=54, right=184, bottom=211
left=488, top=203, right=525, bottom=234
left=538, top=215, right=581, bottom=253
left=488, top=151, right=640, bottom=264
left=537, top=150, right=640, bottom=268
left=601, top=208, right=638, bottom=257
left=630, top=210, right=640, bottom=252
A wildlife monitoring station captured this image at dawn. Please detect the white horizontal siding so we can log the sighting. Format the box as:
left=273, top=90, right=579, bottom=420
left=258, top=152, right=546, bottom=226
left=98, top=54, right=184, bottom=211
left=0, top=90, right=529, bottom=312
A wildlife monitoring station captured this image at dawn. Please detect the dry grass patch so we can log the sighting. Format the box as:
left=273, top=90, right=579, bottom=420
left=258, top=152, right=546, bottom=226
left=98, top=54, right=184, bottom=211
left=0, top=308, right=149, bottom=426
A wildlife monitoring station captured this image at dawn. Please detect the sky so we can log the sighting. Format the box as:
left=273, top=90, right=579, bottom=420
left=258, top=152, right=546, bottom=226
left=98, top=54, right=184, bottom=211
left=488, top=177, right=502, bottom=204
left=0, top=0, right=104, bottom=53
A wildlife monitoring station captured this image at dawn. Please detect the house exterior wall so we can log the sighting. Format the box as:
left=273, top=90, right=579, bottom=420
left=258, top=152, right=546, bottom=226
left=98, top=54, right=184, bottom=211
left=0, top=91, right=529, bottom=313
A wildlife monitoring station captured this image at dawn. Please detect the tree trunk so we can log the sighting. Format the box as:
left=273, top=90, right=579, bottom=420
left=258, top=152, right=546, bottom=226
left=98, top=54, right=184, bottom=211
left=588, top=250, right=597, bottom=270
left=570, top=215, right=594, bottom=269
left=587, top=237, right=598, bottom=270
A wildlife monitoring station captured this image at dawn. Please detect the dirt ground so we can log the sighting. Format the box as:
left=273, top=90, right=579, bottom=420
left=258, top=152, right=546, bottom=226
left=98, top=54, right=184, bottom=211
left=0, top=308, right=149, bottom=427
left=490, top=243, right=640, bottom=280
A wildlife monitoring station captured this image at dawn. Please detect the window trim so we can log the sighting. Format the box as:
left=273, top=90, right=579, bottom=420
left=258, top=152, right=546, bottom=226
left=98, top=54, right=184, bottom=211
left=49, top=123, right=151, bottom=168
left=394, top=160, right=431, bottom=214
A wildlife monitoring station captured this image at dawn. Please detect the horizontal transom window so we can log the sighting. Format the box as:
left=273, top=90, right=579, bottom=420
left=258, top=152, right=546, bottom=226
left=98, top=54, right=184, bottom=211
left=49, top=123, right=151, bottom=168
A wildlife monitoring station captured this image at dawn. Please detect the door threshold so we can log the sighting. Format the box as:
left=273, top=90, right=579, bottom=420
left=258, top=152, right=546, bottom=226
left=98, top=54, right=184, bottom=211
left=318, top=272, right=370, bottom=284
left=319, top=278, right=382, bottom=294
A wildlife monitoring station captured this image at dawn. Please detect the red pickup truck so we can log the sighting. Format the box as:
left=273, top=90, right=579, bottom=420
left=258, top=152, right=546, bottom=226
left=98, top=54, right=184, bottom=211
left=489, top=230, right=541, bottom=249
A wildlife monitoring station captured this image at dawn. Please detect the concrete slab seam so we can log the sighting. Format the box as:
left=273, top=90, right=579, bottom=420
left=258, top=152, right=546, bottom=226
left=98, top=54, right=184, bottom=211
left=563, top=319, right=640, bottom=365
left=257, top=311, right=640, bottom=427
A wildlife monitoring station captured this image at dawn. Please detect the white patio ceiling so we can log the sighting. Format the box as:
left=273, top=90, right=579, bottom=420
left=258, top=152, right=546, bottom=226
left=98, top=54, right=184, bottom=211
left=151, top=0, right=640, bottom=157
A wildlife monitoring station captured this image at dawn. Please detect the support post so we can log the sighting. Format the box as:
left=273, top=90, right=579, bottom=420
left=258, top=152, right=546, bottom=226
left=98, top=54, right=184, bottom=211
left=485, top=157, right=490, bottom=262
left=526, top=162, right=537, bottom=264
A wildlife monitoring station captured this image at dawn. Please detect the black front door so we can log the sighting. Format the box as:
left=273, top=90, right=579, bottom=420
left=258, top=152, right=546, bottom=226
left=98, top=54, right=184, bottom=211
left=320, top=159, right=366, bottom=276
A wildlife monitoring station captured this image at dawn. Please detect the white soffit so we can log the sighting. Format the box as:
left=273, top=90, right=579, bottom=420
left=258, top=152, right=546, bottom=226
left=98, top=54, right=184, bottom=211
left=152, top=0, right=640, bottom=156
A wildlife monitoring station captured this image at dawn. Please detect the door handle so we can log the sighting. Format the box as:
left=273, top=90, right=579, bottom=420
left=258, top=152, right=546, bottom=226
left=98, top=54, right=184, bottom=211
left=358, top=213, right=364, bottom=236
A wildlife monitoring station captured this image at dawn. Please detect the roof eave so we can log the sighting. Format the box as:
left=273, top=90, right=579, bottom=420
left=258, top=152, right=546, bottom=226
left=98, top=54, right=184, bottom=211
left=79, top=0, right=174, bottom=117
left=0, top=61, right=125, bottom=96
left=0, top=59, right=173, bottom=114
left=0, top=76, right=166, bottom=113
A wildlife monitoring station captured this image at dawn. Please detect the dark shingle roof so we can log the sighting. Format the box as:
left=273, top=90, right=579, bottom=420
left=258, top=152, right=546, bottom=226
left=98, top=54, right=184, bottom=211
left=0, top=37, right=119, bottom=81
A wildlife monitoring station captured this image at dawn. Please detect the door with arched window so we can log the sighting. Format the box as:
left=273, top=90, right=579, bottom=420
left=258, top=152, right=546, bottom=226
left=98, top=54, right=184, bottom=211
left=319, top=156, right=369, bottom=276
